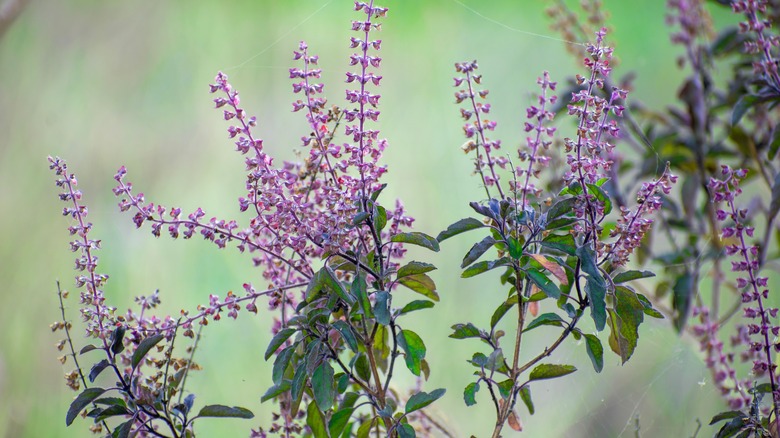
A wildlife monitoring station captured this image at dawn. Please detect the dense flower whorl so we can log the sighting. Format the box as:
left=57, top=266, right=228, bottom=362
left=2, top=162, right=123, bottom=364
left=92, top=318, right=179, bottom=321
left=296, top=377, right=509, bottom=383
left=710, top=166, right=780, bottom=404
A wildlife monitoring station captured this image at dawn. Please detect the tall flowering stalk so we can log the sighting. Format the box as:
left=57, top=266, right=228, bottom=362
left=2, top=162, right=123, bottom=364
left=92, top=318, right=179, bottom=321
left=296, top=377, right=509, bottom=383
left=442, top=28, right=674, bottom=437
left=52, top=2, right=452, bottom=437
left=709, top=166, right=780, bottom=436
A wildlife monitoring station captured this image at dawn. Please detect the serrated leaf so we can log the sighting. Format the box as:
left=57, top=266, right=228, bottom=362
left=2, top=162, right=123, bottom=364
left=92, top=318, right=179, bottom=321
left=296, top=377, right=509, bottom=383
left=405, top=388, right=445, bottom=414
left=88, top=359, right=110, bottom=383
left=540, top=233, right=577, bottom=255
left=613, top=270, right=655, bottom=284
left=306, top=399, right=330, bottom=438
left=312, top=362, right=335, bottom=411
left=391, top=232, right=440, bottom=252
left=265, top=328, right=296, bottom=361
left=397, top=261, right=436, bottom=279
left=197, top=405, right=254, bottom=419
left=399, top=300, right=434, bottom=315
left=519, top=386, right=534, bottom=415
left=464, top=382, right=480, bottom=406
left=490, top=295, right=519, bottom=329
left=66, top=387, right=107, bottom=426
left=523, top=313, right=565, bottom=332
left=131, top=334, right=165, bottom=370
left=462, top=257, right=511, bottom=278
left=609, top=287, right=646, bottom=364
left=449, top=323, right=481, bottom=339
left=261, top=381, right=291, bottom=403
left=584, top=334, right=604, bottom=373
left=636, top=293, right=664, bottom=319
left=397, top=273, right=439, bottom=301
left=398, top=330, right=426, bottom=376
left=374, top=291, right=392, bottom=326
left=525, top=268, right=561, bottom=299
left=438, top=218, right=485, bottom=244
left=528, top=364, right=577, bottom=381
left=461, top=236, right=496, bottom=268
left=373, top=204, right=387, bottom=232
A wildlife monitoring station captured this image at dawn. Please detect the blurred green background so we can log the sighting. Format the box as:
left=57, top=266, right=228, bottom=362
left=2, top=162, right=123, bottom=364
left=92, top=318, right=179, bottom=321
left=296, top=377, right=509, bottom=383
left=0, top=0, right=750, bottom=436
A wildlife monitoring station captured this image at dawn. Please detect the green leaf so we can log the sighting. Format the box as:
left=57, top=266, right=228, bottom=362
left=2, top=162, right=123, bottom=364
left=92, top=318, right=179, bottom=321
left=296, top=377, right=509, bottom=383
left=585, top=278, right=607, bottom=331
left=265, top=328, right=296, bottom=361
left=462, top=257, right=511, bottom=278
left=131, top=334, right=165, bottom=370
left=306, top=399, right=330, bottom=438
left=461, top=236, right=496, bottom=268
left=373, top=204, right=387, bottom=232
left=291, top=362, right=308, bottom=405
left=332, top=320, right=358, bottom=353
left=519, top=386, right=534, bottom=415
left=496, top=379, right=514, bottom=399
left=576, top=245, right=605, bottom=287
left=272, top=345, right=294, bottom=386
left=636, top=293, right=664, bottom=319
left=351, top=211, right=369, bottom=226
left=399, top=300, right=435, bottom=315
left=352, top=274, right=373, bottom=318
left=528, top=364, right=577, bottom=381
left=584, top=334, right=604, bottom=373
left=261, top=381, right=291, bottom=403
left=397, top=273, right=439, bottom=301
left=328, top=408, right=354, bottom=437
left=525, top=268, right=561, bottom=299
left=609, top=286, right=646, bottom=364
left=508, top=237, right=523, bottom=259
left=397, top=261, right=436, bottom=279
left=546, top=197, right=576, bottom=221
left=312, top=362, right=335, bottom=411
left=715, top=417, right=749, bottom=438
left=586, top=183, right=612, bottom=215
left=524, top=313, right=565, bottom=332
left=110, top=326, right=126, bottom=355
left=398, top=424, right=416, bottom=438
left=391, top=232, right=440, bottom=252
left=88, top=359, right=110, bottom=383
left=66, top=387, right=107, bottom=426
left=540, top=233, right=577, bottom=256
left=113, top=420, right=133, bottom=438
left=196, top=405, right=254, bottom=419
left=370, top=183, right=387, bottom=201
left=405, top=388, right=446, bottom=414
left=732, top=94, right=767, bottom=126
left=464, top=382, right=480, bottom=406
left=437, top=218, right=484, bottom=242
left=374, top=291, right=391, bottom=326
left=398, top=330, right=426, bottom=376
left=490, top=295, right=519, bottom=329
left=613, top=270, right=655, bottom=284
left=79, top=344, right=99, bottom=355
left=769, top=127, right=780, bottom=160
left=354, top=353, right=371, bottom=382
left=709, top=411, right=746, bottom=425
left=449, top=323, right=482, bottom=339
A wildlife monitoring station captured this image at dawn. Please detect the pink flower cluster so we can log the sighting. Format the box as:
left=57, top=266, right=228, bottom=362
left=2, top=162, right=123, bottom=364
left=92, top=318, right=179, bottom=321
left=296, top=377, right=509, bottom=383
left=515, top=71, right=557, bottom=207
left=454, top=60, right=508, bottom=199
left=564, top=28, right=627, bottom=246
left=109, top=1, right=411, bottom=334
left=732, top=0, right=780, bottom=91
left=710, top=166, right=780, bottom=408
